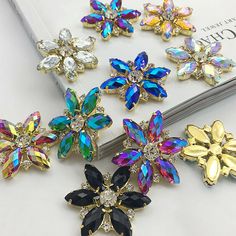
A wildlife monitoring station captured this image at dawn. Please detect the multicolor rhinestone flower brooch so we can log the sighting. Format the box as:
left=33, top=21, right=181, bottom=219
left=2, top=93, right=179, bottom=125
left=166, top=37, right=236, bottom=86
left=49, top=88, right=112, bottom=161
left=112, top=110, right=187, bottom=194
left=180, top=121, right=236, bottom=186
left=65, top=164, right=151, bottom=236
left=81, top=0, right=141, bottom=40
left=141, top=0, right=196, bottom=41
left=37, top=28, right=98, bottom=82
left=0, top=112, right=57, bottom=179
left=100, top=51, right=170, bottom=110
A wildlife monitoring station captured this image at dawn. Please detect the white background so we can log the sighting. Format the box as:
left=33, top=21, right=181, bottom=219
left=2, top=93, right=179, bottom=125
left=0, top=0, right=236, bottom=236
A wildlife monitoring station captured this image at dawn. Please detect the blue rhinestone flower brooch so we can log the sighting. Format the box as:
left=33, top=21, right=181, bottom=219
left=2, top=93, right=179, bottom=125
left=81, top=0, right=141, bottom=40
left=65, top=164, right=151, bottom=236
left=101, top=51, right=171, bottom=110
left=49, top=88, right=112, bottom=161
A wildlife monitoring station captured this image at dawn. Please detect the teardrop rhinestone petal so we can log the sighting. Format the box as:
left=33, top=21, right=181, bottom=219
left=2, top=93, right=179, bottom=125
left=110, top=0, right=122, bottom=10
left=32, top=132, right=57, bottom=146
left=177, top=61, right=197, bottom=79
left=73, top=36, right=96, bottom=51
left=65, top=88, right=79, bottom=116
left=110, top=58, right=131, bottom=74
left=210, top=57, right=236, bottom=70
left=78, top=131, right=95, bottom=161
left=166, top=47, right=191, bottom=62
left=65, top=189, right=98, bottom=206
left=23, top=111, right=41, bottom=133
left=177, top=7, right=193, bottom=17
left=49, top=116, right=71, bottom=131
left=158, top=138, right=188, bottom=154
left=140, top=15, right=160, bottom=27
left=58, top=131, right=74, bottom=159
left=148, top=110, right=163, bottom=142
left=184, top=37, right=201, bottom=52
left=100, top=76, right=127, bottom=90
left=118, top=9, right=141, bottom=19
left=90, top=0, right=106, bottom=11
left=38, top=55, right=60, bottom=71
left=81, top=13, right=104, bottom=24
left=125, top=84, right=140, bottom=110
left=115, top=18, right=134, bottom=34
left=156, top=158, right=180, bottom=184
left=63, top=57, right=77, bottom=73
left=175, top=19, right=196, bottom=33
left=112, top=149, right=142, bottom=166
left=86, top=113, right=112, bottom=130
left=111, top=166, right=130, bottom=190
left=85, top=164, right=104, bottom=191
left=81, top=206, right=104, bottom=236
left=161, top=21, right=173, bottom=41
left=2, top=148, right=23, bottom=178
left=123, top=119, right=147, bottom=146
left=142, top=80, right=167, bottom=98
left=202, top=64, right=221, bottom=84
left=134, top=51, right=148, bottom=70
left=205, top=42, right=222, bottom=56
left=138, top=160, right=153, bottom=194
left=144, top=3, right=163, bottom=14
left=0, top=140, right=14, bottom=153
left=74, top=51, right=98, bottom=67
left=27, top=147, right=50, bottom=170
left=144, top=67, right=171, bottom=79
left=37, top=40, right=59, bottom=54
left=59, top=28, right=72, bottom=42
left=163, top=0, right=174, bottom=12
left=0, top=120, right=17, bottom=139
left=118, top=191, right=151, bottom=209
left=101, top=21, right=113, bottom=39
left=81, top=87, right=100, bottom=116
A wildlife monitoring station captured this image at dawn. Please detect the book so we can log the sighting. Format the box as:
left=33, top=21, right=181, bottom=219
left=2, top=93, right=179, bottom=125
left=9, top=0, right=236, bottom=159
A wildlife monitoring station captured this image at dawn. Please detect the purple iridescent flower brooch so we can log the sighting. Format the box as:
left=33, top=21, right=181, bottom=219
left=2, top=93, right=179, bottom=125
left=100, top=51, right=170, bottom=110
left=112, top=110, right=188, bottom=194
left=65, top=164, right=151, bottom=236
left=81, top=0, right=141, bottom=40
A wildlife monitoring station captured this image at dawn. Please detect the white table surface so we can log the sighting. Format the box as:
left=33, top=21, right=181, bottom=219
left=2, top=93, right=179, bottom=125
left=0, top=0, right=236, bottom=236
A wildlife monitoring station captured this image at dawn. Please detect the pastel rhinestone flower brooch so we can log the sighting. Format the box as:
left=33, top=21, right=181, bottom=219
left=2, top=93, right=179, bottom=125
left=65, top=164, right=151, bottom=236
left=49, top=88, right=112, bottom=161
left=101, top=51, right=170, bottom=110
left=181, top=121, right=236, bottom=186
left=141, top=0, right=196, bottom=41
left=0, top=112, right=57, bottom=179
left=113, top=110, right=187, bottom=194
left=37, top=28, right=98, bottom=82
left=166, top=37, right=236, bottom=86
left=81, top=0, right=141, bottom=40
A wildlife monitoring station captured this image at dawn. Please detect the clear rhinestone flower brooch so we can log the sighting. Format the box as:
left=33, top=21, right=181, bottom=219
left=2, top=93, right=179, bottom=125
left=112, top=110, right=187, bottom=194
left=0, top=112, right=58, bottom=178
left=49, top=88, right=112, bottom=161
left=65, top=164, right=151, bottom=236
left=37, top=28, right=98, bottom=82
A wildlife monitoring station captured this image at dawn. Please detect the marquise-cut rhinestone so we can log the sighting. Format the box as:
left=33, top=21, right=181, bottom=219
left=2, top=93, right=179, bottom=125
left=100, top=189, right=117, bottom=207
left=73, top=36, right=96, bottom=51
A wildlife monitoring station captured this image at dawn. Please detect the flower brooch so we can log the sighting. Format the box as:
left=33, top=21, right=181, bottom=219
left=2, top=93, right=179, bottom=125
left=113, top=110, right=187, bottom=194
left=49, top=88, right=112, bottom=161
left=65, top=164, right=151, bottom=236
left=101, top=51, right=170, bottom=110
left=181, top=121, right=236, bottom=186
left=0, top=112, right=57, bottom=178
left=166, top=37, right=236, bottom=86
left=141, top=0, right=196, bottom=41
left=81, top=0, right=141, bottom=40
left=37, top=28, right=98, bottom=82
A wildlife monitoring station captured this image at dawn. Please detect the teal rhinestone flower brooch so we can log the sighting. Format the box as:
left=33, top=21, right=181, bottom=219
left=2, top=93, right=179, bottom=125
left=65, top=164, right=151, bottom=236
left=166, top=37, right=236, bottom=86
left=49, top=88, right=113, bottom=161
left=0, top=112, right=58, bottom=179
left=100, top=51, right=170, bottom=110
left=81, top=0, right=141, bottom=40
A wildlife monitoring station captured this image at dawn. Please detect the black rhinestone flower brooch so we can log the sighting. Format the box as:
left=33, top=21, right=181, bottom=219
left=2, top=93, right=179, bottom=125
left=65, top=164, right=151, bottom=236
